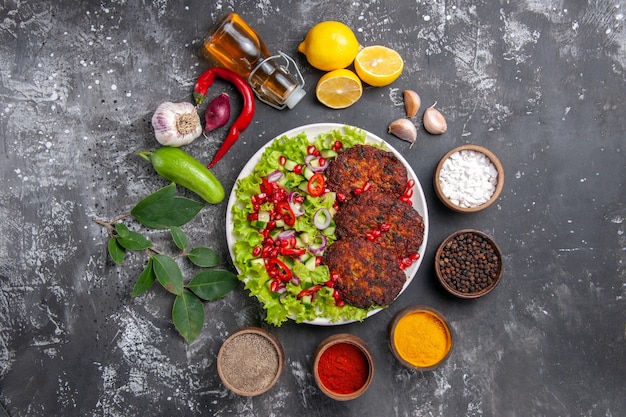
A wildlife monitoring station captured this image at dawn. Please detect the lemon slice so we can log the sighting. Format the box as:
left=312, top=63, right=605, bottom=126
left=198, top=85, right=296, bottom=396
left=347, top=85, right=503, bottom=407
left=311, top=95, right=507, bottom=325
left=354, top=45, right=404, bottom=87
left=315, top=69, right=363, bottom=109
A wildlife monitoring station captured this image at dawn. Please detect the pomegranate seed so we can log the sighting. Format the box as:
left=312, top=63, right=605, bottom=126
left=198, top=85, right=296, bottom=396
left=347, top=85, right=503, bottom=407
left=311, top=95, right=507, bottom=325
left=333, top=141, right=343, bottom=151
left=252, top=203, right=260, bottom=211
left=331, top=273, right=341, bottom=281
left=263, top=237, right=274, bottom=246
left=280, top=239, right=289, bottom=248
left=315, top=256, right=322, bottom=266
left=335, top=299, right=345, bottom=307
left=363, top=181, right=372, bottom=192
left=252, top=246, right=262, bottom=257
left=270, top=279, right=281, bottom=292
left=353, top=187, right=363, bottom=195
left=410, top=253, right=420, bottom=261
left=402, top=257, right=412, bottom=266
left=318, top=157, right=326, bottom=166
left=332, top=289, right=342, bottom=301
left=293, top=164, right=303, bottom=175
left=325, top=280, right=335, bottom=288
left=247, top=213, right=258, bottom=221
left=337, top=193, right=346, bottom=202
left=266, top=221, right=276, bottom=231
left=289, top=237, right=297, bottom=247
left=270, top=248, right=279, bottom=258
left=380, top=223, right=391, bottom=231
left=307, top=145, right=316, bottom=155
left=366, top=232, right=375, bottom=241
left=404, top=188, right=413, bottom=198
left=279, top=155, right=287, bottom=165
left=407, top=179, right=415, bottom=188
left=372, top=229, right=381, bottom=238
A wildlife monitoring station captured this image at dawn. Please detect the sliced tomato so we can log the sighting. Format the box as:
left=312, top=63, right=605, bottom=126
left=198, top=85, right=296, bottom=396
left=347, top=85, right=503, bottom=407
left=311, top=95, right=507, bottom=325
left=307, top=173, right=325, bottom=197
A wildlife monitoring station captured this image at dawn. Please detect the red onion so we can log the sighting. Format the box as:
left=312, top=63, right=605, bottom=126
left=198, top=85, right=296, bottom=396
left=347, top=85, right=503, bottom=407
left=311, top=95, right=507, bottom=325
left=277, top=229, right=296, bottom=241
left=308, top=234, right=328, bottom=255
left=313, top=208, right=332, bottom=230
left=304, top=154, right=329, bottom=172
left=267, top=169, right=284, bottom=183
left=204, top=93, right=230, bottom=133
left=288, top=191, right=305, bottom=216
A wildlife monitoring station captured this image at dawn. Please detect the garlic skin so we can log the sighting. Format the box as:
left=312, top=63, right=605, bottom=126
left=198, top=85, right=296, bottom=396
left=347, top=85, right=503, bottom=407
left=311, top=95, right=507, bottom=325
left=403, top=90, right=421, bottom=118
left=152, top=101, right=202, bottom=147
left=423, top=105, right=447, bottom=135
left=388, top=118, right=417, bottom=146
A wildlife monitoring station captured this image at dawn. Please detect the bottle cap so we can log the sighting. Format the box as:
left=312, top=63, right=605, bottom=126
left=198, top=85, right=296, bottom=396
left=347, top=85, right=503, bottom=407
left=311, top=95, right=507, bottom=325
left=285, top=85, right=306, bottom=109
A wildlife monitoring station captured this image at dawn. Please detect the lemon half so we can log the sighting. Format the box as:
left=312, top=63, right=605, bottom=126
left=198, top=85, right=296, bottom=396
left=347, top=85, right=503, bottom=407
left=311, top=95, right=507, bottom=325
left=354, top=45, right=404, bottom=87
left=315, top=69, right=363, bottom=109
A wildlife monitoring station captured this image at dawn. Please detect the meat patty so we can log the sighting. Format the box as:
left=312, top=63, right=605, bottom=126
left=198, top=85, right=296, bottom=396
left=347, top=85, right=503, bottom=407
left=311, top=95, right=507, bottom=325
left=325, top=145, right=407, bottom=201
left=322, top=237, right=406, bottom=309
left=333, top=191, right=425, bottom=260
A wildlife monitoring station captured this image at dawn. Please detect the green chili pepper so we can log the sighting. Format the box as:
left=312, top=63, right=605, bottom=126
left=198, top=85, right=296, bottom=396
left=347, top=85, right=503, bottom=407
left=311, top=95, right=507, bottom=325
left=139, top=147, right=225, bottom=204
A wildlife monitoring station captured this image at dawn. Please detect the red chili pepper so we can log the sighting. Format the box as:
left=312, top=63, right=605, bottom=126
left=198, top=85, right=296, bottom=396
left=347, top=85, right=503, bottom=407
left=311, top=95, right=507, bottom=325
left=297, top=285, right=322, bottom=299
left=275, top=201, right=296, bottom=226
left=267, top=258, right=292, bottom=282
left=279, top=247, right=306, bottom=257
left=193, top=67, right=255, bottom=168
left=307, top=173, right=325, bottom=197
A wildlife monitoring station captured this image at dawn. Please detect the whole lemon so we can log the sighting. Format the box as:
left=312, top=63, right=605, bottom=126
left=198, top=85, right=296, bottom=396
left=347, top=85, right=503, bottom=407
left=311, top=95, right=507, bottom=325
left=298, top=21, right=360, bottom=71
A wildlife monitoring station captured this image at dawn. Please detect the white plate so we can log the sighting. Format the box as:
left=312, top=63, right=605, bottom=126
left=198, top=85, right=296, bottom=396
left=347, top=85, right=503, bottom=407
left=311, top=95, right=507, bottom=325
left=225, top=123, right=429, bottom=325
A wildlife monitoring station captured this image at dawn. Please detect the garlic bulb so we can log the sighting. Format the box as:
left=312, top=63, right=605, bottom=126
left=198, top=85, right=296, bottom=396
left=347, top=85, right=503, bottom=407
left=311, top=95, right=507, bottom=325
left=151, top=101, right=202, bottom=147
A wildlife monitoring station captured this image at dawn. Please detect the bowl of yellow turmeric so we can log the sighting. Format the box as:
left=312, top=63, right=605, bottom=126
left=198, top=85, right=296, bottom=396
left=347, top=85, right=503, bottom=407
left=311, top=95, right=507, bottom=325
left=388, top=305, right=453, bottom=371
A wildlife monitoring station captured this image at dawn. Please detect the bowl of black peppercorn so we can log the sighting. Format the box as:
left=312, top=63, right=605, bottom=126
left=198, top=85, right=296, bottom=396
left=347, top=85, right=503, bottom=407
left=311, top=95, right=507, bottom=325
left=435, top=229, right=503, bottom=298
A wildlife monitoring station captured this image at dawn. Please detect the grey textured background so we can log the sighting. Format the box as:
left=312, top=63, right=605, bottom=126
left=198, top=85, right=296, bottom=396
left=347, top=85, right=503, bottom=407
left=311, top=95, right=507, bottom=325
left=0, top=0, right=625, bottom=416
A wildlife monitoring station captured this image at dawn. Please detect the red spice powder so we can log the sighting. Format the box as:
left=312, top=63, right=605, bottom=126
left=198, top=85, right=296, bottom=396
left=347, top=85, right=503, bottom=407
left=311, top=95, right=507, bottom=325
left=317, top=342, right=369, bottom=394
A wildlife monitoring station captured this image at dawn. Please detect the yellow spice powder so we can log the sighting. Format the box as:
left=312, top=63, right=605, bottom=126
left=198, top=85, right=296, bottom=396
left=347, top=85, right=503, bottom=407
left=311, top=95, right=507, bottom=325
left=393, top=310, right=451, bottom=368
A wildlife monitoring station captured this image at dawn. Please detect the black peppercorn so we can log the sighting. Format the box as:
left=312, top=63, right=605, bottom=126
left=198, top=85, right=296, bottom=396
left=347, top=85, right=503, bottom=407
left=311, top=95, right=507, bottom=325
left=437, top=231, right=502, bottom=296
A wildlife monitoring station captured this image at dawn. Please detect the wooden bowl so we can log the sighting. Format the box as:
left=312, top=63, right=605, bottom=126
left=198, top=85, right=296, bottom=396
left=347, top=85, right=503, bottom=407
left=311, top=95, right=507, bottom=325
left=434, top=144, right=504, bottom=213
left=217, top=327, right=284, bottom=396
left=312, top=334, right=374, bottom=401
left=388, top=305, right=453, bottom=371
left=435, top=229, right=503, bottom=298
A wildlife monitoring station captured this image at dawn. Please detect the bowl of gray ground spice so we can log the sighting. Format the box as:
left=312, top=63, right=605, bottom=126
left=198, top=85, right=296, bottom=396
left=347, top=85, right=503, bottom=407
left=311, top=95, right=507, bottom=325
left=434, top=144, right=504, bottom=213
left=435, top=229, right=503, bottom=298
left=217, top=327, right=284, bottom=396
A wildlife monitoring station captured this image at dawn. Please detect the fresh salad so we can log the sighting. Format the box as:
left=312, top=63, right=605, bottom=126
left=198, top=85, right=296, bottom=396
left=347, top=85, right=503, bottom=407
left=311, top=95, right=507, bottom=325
left=231, top=127, right=384, bottom=325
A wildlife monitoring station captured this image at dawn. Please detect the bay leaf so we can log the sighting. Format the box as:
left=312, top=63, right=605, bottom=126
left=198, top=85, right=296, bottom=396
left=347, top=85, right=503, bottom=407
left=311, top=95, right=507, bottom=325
left=187, top=247, right=219, bottom=268
left=152, top=254, right=184, bottom=295
left=108, top=237, right=126, bottom=264
left=131, top=257, right=156, bottom=297
left=170, top=226, right=188, bottom=251
left=188, top=269, right=239, bottom=301
left=172, top=290, right=204, bottom=344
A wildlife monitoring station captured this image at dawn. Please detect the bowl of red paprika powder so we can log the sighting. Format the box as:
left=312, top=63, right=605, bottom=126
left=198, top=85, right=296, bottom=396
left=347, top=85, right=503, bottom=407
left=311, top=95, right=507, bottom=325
left=312, top=334, right=374, bottom=401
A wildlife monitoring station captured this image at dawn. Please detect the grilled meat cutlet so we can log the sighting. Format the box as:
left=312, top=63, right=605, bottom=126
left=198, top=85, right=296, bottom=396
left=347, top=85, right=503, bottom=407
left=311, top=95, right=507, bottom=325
left=333, top=191, right=425, bottom=260
left=325, top=145, right=407, bottom=201
left=322, top=237, right=406, bottom=309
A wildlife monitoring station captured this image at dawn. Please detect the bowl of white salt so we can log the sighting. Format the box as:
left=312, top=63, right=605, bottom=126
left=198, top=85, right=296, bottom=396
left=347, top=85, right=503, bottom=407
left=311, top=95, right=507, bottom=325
left=434, top=144, right=504, bottom=213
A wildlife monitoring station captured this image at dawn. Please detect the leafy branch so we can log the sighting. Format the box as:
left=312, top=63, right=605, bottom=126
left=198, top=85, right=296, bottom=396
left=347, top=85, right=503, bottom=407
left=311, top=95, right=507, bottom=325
left=95, top=183, right=238, bottom=344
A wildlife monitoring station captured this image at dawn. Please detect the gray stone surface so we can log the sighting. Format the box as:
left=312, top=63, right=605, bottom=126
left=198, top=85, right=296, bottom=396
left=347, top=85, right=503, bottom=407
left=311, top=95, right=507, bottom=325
left=0, top=1, right=625, bottom=416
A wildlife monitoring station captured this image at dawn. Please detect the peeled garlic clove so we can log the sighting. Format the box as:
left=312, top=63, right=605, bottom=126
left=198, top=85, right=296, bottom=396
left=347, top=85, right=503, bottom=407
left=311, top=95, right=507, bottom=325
left=152, top=101, right=202, bottom=147
left=423, top=104, right=447, bottom=135
left=388, top=118, right=417, bottom=146
left=403, top=90, right=421, bottom=118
